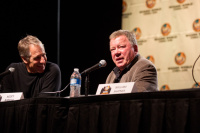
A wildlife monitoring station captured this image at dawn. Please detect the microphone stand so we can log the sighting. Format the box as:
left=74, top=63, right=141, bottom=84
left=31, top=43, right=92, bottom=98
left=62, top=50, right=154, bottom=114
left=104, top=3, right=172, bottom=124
left=85, top=74, right=90, bottom=96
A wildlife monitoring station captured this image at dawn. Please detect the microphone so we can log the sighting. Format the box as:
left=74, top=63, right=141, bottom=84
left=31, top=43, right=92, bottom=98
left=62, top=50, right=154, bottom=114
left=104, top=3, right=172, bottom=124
left=40, top=60, right=107, bottom=97
left=192, top=54, right=200, bottom=86
left=81, top=60, right=107, bottom=75
left=0, top=67, right=15, bottom=78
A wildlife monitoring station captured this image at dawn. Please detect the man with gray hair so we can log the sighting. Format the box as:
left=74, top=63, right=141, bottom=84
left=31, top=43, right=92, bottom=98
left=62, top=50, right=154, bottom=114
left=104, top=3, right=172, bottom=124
left=0, top=35, right=61, bottom=98
left=106, top=30, right=158, bottom=92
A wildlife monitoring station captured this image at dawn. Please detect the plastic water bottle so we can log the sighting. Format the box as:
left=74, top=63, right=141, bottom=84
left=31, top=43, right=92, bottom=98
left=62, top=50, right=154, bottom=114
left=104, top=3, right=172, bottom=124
left=70, top=68, right=81, bottom=97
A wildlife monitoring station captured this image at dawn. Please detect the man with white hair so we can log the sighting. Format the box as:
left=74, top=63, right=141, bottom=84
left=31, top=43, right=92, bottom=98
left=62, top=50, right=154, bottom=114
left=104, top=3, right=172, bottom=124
left=106, top=30, right=158, bottom=92
left=0, top=35, right=61, bottom=98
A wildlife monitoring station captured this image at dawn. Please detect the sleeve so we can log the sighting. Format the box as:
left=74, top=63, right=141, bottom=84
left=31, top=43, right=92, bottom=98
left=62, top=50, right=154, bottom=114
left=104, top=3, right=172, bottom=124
left=0, top=75, right=13, bottom=93
left=132, top=63, right=158, bottom=92
left=0, top=64, right=15, bottom=93
left=106, top=71, right=116, bottom=84
left=39, top=63, right=61, bottom=97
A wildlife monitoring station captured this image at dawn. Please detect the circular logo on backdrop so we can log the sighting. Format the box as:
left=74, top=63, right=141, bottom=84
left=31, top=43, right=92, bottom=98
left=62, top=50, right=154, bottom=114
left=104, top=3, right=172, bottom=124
left=146, top=0, right=156, bottom=8
left=161, top=23, right=171, bottom=36
left=175, top=52, right=186, bottom=65
left=122, top=1, right=127, bottom=13
left=193, top=19, right=200, bottom=32
left=146, top=55, right=155, bottom=64
left=132, top=27, right=142, bottom=40
left=160, top=85, right=170, bottom=91
left=192, top=83, right=200, bottom=88
left=177, top=0, right=185, bottom=4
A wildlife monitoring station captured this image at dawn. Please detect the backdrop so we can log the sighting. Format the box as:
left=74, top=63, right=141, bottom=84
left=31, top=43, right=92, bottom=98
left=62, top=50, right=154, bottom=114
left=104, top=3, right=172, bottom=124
left=122, top=0, right=200, bottom=90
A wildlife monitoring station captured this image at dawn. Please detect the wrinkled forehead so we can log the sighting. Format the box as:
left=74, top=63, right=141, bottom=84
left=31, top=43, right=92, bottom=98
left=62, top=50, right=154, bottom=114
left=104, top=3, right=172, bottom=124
left=29, top=44, right=46, bottom=55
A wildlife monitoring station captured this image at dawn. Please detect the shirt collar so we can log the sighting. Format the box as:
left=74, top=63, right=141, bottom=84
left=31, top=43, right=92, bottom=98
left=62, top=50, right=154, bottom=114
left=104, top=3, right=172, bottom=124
left=113, top=54, right=139, bottom=78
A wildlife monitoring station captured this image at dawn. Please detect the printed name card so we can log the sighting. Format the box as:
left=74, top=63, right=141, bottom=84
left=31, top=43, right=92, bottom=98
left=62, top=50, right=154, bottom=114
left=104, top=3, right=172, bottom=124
left=96, top=82, right=135, bottom=95
left=0, top=92, right=24, bottom=102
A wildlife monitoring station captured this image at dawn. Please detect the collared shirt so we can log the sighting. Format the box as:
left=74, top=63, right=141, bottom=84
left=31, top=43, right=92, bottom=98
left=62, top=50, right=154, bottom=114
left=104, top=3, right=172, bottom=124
left=113, top=54, right=139, bottom=83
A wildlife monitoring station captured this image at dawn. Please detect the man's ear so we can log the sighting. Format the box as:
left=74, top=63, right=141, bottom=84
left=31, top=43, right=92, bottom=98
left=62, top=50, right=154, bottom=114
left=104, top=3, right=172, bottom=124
left=21, top=57, right=28, bottom=64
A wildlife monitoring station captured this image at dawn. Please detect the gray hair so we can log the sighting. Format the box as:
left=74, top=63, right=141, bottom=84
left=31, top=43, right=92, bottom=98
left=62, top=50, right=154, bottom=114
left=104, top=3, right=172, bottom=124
left=109, top=30, right=138, bottom=46
left=18, top=35, right=45, bottom=60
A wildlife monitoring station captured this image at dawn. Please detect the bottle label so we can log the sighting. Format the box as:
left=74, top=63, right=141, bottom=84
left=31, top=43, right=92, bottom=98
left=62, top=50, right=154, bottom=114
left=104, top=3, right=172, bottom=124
left=70, top=78, right=81, bottom=86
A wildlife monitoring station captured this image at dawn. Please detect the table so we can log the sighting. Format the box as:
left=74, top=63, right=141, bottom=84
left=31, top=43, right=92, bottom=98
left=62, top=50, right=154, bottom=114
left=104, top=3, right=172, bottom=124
left=1, top=88, right=200, bottom=133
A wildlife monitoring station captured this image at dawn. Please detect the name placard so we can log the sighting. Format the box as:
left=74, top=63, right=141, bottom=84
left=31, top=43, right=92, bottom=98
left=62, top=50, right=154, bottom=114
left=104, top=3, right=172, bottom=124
left=0, top=92, right=24, bottom=102
left=96, top=82, right=135, bottom=95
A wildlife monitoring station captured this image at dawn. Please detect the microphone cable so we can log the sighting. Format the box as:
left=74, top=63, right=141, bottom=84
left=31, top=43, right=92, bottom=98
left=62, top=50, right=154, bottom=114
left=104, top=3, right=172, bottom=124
left=39, top=83, right=70, bottom=97
left=192, top=54, right=200, bottom=87
left=57, top=83, right=70, bottom=96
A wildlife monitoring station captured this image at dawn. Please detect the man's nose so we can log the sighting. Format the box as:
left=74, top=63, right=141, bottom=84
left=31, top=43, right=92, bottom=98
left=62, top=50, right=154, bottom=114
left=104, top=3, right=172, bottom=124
left=114, top=49, right=121, bottom=56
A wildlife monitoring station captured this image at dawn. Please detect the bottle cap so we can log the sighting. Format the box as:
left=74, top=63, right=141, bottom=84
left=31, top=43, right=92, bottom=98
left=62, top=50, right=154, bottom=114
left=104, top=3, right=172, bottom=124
left=74, top=68, right=79, bottom=72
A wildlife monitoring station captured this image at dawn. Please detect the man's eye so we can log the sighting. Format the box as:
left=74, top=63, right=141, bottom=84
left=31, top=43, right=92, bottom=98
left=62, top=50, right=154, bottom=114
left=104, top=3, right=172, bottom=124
left=34, top=57, right=41, bottom=60
left=119, top=45, right=126, bottom=48
left=110, top=48, right=115, bottom=52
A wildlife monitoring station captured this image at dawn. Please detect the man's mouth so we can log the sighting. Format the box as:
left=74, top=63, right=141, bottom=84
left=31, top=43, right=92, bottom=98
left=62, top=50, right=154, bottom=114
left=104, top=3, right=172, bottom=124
left=116, top=57, right=124, bottom=63
left=37, top=64, right=44, bottom=67
left=37, top=64, right=45, bottom=69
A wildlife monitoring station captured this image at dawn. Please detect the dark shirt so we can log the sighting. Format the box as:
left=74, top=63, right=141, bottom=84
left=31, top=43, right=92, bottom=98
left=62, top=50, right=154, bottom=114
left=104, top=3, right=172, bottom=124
left=0, top=62, right=61, bottom=98
left=113, top=54, right=139, bottom=83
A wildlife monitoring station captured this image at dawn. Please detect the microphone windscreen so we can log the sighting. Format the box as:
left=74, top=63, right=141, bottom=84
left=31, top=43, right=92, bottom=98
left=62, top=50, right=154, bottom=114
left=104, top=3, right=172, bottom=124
left=9, top=67, right=15, bottom=73
left=99, top=60, right=107, bottom=67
